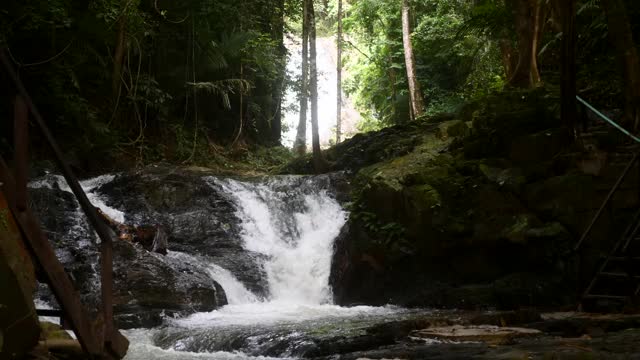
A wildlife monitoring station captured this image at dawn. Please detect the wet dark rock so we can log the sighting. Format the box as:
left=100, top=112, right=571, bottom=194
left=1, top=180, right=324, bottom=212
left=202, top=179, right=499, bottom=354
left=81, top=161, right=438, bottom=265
left=112, top=240, right=226, bottom=329
left=95, top=167, right=269, bottom=297
left=312, top=323, right=640, bottom=360
left=29, top=172, right=230, bottom=329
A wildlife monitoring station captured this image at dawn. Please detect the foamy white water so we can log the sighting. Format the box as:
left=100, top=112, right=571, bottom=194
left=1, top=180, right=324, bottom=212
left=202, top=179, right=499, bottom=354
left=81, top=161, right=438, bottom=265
left=212, top=177, right=347, bottom=305
left=206, top=264, right=260, bottom=304
left=166, top=251, right=259, bottom=305
left=173, top=302, right=401, bottom=328
left=30, top=173, right=125, bottom=223
left=124, top=329, right=290, bottom=360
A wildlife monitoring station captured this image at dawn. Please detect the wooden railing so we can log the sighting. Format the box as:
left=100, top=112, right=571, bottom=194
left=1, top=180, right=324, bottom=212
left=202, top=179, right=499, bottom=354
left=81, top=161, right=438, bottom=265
left=0, top=49, right=128, bottom=359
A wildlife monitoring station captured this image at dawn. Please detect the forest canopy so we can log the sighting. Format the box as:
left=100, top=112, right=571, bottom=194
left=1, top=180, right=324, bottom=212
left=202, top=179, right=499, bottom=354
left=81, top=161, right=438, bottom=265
left=1, top=0, right=640, bottom=171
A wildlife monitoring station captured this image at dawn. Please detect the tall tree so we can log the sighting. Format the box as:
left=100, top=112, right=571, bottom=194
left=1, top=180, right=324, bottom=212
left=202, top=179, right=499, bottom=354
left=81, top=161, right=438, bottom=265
left=559, top=0, right=577, bottom=136
left=294, top=0, right=310, bottom=154
left=309, top=0, right=329, bottom=172
left=112, top=0, right=129, bottom=98
left=401, top=0, right=426, bottom=119
left=505, top=0, right=542, bottom=88
left=270, top=0, right=287, bottom=144
left=602, top=0, right=640, bottom=129
left=336, top=0, right=343, bottom=143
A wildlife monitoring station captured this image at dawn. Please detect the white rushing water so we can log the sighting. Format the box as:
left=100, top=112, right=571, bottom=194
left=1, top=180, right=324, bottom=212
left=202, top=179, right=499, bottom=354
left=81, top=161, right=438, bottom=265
left=29, top=173, right=125, bottom=223
left=212, top=177, right=346, bottom=305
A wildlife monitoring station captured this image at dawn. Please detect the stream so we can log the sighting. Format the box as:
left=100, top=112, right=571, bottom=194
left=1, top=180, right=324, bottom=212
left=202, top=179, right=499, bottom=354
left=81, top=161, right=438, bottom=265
left=31, top=173, right=434, bottom=359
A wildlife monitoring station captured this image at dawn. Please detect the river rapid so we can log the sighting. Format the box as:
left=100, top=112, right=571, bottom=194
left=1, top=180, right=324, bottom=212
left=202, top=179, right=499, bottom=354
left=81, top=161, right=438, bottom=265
left=31, top=173, right=433, bottom=359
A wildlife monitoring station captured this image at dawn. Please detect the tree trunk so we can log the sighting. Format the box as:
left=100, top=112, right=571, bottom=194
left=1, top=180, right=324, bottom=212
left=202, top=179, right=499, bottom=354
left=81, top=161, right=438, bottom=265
left=505, top=0, right=541, bottom=88
left=602, top=0, right=640, bottom=129
left=112, top=0, right=128, bottom=98
left=401, top=0, right=425, bottom=119
left=270, top=0, right=286, bottom=144
left=530, top=0, right=543, bottom=84
left=294, top=0, right=310, bottom=155
left=560, top=0, right=577, bottom=136
left=499, top=39, right=517, bottom=80
left=336, top=0, right=343, bottom=144
left=309, top=0, right=329, bottom=173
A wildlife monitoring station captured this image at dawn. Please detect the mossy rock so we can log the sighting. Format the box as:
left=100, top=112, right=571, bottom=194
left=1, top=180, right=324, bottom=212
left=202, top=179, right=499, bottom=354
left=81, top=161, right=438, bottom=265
left=478, top=165, right=527, bottom=193
left=436, top=120, right=470, bottom=140
left=40, top=321, right=72, bottom=340
left=509, top=128, right=568, bottom=164
left=524, top=172, right=598, bottom=232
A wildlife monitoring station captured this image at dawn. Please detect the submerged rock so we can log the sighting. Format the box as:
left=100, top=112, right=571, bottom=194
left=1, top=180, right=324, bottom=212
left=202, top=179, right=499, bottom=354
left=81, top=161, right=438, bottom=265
left=410, top=325, right=541, bottom=345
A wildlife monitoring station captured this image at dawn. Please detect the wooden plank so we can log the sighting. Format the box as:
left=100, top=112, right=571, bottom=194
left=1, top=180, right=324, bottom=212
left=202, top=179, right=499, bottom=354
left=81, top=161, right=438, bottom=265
left=600, top=272, right=640, bottom=278
left=0, top=158, right=103, bottom=356
left=584, top=294, right=627, bottom=299
left=14, top=95, right=28, bottom=212
left=36, top=309, right=63, bottom=317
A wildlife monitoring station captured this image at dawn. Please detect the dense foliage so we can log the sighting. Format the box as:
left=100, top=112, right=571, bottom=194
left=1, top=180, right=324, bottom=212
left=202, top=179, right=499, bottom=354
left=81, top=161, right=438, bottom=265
left=1, top=0, right=294, bottom=169
left=2, top=0, right=640, bottom=169
left=340, top=0, right=640, bottom=131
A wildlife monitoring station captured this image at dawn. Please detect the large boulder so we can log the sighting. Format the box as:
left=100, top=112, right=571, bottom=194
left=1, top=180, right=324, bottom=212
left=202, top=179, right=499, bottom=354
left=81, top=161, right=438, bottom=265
left=329, top=91, right=589, bottom=309
left=28, top=171, right=232, bottom=329
left=96, top=167, right=268, bottom=297
left=112, top=240, right=226, bottom=328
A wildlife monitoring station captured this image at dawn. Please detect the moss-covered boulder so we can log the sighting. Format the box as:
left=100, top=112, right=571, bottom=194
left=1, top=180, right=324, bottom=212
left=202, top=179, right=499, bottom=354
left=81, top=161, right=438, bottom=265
left=329, top=91, right=597, bottom=310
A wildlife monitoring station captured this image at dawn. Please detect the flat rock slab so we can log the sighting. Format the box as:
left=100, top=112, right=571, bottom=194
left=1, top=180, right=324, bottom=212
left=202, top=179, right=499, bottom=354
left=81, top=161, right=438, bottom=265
left=410, top=325, right=541, bottom=345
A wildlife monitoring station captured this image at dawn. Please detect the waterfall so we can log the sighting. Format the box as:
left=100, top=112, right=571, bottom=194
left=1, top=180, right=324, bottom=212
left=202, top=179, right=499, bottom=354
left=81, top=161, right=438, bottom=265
left=210, top=176, right=347, bottom=305
left=282, top=37, right=360, bottom=148
left=28, top=172, right=417, bottom=359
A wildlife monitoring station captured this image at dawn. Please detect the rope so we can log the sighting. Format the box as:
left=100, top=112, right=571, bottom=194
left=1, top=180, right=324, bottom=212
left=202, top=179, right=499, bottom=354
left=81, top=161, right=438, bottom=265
left=576, top=95, right=640, bottom=143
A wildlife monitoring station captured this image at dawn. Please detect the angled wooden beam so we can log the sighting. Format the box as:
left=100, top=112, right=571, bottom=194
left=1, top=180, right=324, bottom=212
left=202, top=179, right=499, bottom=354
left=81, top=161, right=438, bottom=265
left=14, top=95, right=28, bottom=212
left=0, top=49, right=123, bottom=354
left=0, top=157, right=103, bottom=356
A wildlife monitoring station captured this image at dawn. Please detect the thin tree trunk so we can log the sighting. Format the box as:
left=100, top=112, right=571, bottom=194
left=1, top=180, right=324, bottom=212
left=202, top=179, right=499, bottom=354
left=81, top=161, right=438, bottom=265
left=112, top=0, right=128, bottom=98
left=602, top=0, right=640, bottom=129
left=294, top=0, right=310, bottom=155
left=402, top=0, right=425, bottom=119
left=336, top=0, right=343, bottom=144
left=505, top=0, right=541, bottom=88
left=560, top=0, right=577, bottom=136
left=530, top=0, right=543, bottom=84
left=309, top=0, right=329, bottom=172
left=271, top=0, right=286, bottom=144
left=499, top=39, right=517, bottom=80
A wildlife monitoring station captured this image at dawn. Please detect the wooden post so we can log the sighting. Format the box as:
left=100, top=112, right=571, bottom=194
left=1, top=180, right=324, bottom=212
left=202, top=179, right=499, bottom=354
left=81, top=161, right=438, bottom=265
left=14, top=95, right=28, bottom=212
left=0, top=50, right=127, bottom=358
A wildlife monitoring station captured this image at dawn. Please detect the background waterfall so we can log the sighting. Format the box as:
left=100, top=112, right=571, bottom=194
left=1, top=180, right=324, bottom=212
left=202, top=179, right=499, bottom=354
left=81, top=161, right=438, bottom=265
left=282, top=37, right=360, bottom=148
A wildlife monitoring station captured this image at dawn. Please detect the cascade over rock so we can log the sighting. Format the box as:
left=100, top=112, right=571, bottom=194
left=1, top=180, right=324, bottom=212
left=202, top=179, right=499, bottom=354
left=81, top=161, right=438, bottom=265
left=28, top=167, right=351, bottom=330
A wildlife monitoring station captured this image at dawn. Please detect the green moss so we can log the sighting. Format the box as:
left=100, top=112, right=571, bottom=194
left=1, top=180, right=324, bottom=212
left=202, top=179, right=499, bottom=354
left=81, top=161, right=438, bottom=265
left=40, top=321, right=72, bottom=340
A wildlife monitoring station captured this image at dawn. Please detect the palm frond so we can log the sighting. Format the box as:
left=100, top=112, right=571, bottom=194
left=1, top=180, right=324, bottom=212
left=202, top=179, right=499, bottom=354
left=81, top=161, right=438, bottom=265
left=187, top=79, right=251, bottom=109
